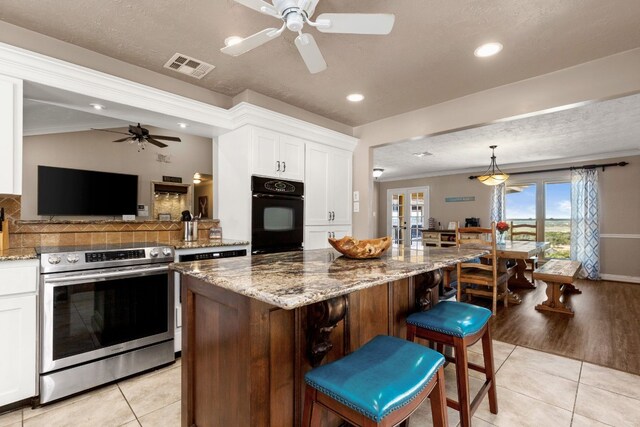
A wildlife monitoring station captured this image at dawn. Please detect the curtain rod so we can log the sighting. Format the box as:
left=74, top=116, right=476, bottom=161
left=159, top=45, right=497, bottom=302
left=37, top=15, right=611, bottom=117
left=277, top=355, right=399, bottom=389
left=468, top=161, right=629, bottom=180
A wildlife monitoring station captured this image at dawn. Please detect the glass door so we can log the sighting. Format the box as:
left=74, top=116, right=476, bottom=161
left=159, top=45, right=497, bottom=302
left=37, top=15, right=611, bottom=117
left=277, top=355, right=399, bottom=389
left=387, top=187, right=428, bottom=249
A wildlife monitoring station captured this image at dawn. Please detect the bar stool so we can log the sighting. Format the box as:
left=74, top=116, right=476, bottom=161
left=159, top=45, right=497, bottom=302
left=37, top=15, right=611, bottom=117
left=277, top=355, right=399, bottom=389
left=406, top=301, right=498, bottom=427
left=303, top=335, right=448, bottom=427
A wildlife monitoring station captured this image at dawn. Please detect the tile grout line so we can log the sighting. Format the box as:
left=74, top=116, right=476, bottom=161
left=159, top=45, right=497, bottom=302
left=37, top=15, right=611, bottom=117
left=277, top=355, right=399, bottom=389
left=117, top=383, right=140, bottom=426
left=569, top=361, right=583, bottom=426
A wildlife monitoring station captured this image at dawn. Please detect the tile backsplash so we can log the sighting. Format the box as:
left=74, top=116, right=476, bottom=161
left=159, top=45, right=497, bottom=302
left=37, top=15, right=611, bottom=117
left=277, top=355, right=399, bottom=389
left=1, top=195, right=220, bottom=249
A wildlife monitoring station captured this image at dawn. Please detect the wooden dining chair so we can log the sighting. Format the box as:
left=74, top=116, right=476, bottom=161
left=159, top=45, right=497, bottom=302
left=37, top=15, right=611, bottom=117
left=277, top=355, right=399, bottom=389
left=456, top=222, right=511, bottom=315
left=510, top=221, right=539, bottom=276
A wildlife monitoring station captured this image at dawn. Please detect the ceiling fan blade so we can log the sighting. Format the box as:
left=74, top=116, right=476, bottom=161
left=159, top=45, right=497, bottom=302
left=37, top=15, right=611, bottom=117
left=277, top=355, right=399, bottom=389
left=92, top=128, right=130, bottom=136
left=112, top=137, right=131, bottom=142
left=234, top=0, right=278, bottom=16
left=294, top=33, right=327, bottom=74
left=221, top=28, right=281, bottom=56
left=146, top=138, right=168, bottom=148
left=315, top=13, right=395, bottom=35
left=149, top=135, right=181, bottom=142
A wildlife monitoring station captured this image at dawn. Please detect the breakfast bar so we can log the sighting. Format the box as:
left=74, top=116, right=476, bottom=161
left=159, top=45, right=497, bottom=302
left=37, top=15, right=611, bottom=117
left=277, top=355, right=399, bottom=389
left=171, top=246, right=488, bottom=427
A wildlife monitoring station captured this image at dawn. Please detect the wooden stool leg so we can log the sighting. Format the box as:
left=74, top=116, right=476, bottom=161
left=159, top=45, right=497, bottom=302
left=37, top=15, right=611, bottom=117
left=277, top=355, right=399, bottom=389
left=302, top=385, right=320, bottom=427
left=429, top=366, right=449, bottom=427
left=453, top=338, right=472, bottom=427
left=407, top=324, right=416, bottom=342
left=481, top=326, right=498, bottom=414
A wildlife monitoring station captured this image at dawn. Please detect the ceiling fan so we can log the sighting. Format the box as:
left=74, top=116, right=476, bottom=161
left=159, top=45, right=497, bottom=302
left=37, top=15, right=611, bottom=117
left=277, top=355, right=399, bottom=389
left=94, top=123, right=181, bottom=151
left=221, top=0, right=395, bottom=74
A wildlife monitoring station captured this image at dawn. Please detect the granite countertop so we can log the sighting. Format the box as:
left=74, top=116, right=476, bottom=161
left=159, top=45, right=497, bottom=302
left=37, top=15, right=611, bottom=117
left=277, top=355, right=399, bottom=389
left=0, top=247, right=38, bottom=261
left=171, top=246, right=489, bottom=310
left=171, top=238, right=250, bottom=250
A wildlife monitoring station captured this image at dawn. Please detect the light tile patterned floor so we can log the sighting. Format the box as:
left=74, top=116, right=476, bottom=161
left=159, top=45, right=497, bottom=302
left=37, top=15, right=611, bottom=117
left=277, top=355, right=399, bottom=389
left=1, top=344, right=640, bottom=426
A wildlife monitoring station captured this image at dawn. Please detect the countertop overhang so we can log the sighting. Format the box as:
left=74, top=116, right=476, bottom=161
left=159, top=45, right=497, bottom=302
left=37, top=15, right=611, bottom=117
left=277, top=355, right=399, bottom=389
left=171, top=247, right=489, bottom=309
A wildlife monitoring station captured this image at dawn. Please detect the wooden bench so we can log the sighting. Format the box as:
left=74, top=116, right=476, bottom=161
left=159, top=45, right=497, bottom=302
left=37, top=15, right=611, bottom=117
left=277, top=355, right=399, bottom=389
left=533, top=260, right=582, bottom=316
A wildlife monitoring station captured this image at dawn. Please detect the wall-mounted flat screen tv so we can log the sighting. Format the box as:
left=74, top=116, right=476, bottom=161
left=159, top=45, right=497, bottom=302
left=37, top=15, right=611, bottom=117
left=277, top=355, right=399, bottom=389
left=38, top=165, right=138, bottom=216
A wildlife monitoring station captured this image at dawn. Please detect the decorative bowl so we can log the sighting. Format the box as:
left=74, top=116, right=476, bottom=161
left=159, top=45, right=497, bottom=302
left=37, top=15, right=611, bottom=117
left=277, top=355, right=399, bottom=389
left=328, top=236, right=392, bottom=259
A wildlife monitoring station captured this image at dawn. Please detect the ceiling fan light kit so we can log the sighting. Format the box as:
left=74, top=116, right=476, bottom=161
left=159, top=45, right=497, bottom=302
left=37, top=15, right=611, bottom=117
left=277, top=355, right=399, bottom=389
left=477, top=145, right=509, bottom=186
left=223, top=0, right=395, bottom=73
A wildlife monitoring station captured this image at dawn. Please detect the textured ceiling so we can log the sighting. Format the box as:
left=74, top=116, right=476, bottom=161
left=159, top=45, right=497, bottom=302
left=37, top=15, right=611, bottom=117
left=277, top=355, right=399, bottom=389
left=2, top=0, right=640, bottom=126
left=373, top=93, right=640, bottom=180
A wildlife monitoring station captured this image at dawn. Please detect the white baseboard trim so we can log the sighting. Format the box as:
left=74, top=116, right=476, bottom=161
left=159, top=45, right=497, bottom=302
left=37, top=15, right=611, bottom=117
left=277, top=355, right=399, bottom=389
left=600, top=234, right=640, bottom=239
left=600, top=274, right=640, bottom=284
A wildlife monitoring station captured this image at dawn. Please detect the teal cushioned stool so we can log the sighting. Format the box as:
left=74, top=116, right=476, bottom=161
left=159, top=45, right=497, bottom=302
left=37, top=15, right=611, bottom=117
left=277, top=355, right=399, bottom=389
left=407, top=301, right=498, bottom=427
left=303, top=335, right=449, bottom=427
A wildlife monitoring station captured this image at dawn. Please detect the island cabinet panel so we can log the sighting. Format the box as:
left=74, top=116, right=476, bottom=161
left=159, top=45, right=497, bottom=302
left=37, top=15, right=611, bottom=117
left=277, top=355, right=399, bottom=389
left=181, top=274, right=431, bottom=427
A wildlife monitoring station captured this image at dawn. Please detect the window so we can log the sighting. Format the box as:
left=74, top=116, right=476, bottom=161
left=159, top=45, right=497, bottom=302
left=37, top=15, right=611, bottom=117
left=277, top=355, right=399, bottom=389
left=544, top=182, right=571, bottom=258
left=505, top=177, right=571, bottom=259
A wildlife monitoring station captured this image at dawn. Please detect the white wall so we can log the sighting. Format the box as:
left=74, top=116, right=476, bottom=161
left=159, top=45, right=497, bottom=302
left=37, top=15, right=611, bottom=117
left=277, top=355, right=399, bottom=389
left=22, top=126, right=212, bottom=219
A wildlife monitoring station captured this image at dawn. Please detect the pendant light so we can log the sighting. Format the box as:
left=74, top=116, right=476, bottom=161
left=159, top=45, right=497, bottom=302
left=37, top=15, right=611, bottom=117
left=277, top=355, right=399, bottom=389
left=477, top=145, right=509, bottom=186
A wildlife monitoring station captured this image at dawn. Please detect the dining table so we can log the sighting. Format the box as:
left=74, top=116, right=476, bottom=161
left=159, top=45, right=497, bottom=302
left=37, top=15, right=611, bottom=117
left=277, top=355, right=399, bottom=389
left=496, top=241, right=550, bottom=293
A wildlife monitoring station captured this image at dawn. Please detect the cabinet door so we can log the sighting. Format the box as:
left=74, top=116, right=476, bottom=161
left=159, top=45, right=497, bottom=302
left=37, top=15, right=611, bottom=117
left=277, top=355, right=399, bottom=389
left=304, top=227, right=332, bottom=250
left=251, top=128, right=280, bottom=178
left=0, top=75, right=23, bottom=195
left=333, top=226, right=352, bottom=240
left=279, top=135, right=305, bottom=182
left=329, top=149, right=352, bottom=225
left=0, top=295, right=36, bottom=406
left=304, top=144, right=331, bottom=225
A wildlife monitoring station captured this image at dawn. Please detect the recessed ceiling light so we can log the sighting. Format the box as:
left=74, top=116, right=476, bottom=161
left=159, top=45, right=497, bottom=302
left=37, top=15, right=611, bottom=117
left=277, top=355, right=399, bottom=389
left=413, top=151, right=433, bottom=158
left=90, top=103, right=105, bottom=110
left=346, top=93, right=365, bottom=102
left=178, top=122, right=188, bottom=128
left=474, top=42, right=503, bottom=58
left=224, top=36, right=243, bottom=47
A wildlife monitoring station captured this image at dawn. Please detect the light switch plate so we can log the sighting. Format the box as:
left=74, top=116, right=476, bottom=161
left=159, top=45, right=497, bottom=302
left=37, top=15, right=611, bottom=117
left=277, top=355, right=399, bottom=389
left=353, top=191, right=359, bottom=202
left=353, top=202, right=360, bottom=213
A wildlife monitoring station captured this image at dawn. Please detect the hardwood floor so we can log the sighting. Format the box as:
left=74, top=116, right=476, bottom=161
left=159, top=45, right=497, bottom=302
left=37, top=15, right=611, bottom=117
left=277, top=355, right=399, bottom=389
left=470, top=279, right=640, bottom=375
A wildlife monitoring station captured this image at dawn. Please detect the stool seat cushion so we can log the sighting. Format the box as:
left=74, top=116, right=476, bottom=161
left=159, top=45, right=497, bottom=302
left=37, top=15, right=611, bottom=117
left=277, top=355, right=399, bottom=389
left=304, top=335, right=444, bottom=422
left=406, top=301, right=491, bottom=338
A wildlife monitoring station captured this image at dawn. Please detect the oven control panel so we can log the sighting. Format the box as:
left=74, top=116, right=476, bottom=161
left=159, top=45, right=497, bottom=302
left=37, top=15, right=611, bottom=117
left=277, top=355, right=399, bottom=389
left=86, top=249, right=146, bottom=263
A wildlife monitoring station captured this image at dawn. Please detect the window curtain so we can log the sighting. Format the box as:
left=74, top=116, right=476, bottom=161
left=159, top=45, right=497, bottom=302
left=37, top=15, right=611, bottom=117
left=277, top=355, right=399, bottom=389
left=571, top=169, right=600, bottom=280
left=489, top=183, right=505, bottom=224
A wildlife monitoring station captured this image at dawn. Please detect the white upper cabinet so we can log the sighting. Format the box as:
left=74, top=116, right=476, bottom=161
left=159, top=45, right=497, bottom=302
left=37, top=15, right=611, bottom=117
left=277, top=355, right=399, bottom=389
left=251, top=127, right=305, bottom=181
left=305, top=142, right=352, bottom=226
left=0, top=75, right=23, bottom=195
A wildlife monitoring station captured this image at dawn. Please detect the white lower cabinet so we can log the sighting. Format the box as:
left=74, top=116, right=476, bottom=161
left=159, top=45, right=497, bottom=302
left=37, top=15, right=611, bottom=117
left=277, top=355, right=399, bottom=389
left=0, top=259, right=38, bottom=406
left=304, top=226, right=352, bottom=250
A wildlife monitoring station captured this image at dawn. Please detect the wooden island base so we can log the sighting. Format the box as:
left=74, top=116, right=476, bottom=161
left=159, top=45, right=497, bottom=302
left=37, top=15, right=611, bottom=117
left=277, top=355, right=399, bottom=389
left=181, top=273, right=438, bottom=427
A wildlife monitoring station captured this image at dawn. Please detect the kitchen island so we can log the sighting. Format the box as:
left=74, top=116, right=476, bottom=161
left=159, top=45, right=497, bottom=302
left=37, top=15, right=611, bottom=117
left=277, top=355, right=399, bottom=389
left=171, top=246, right=488, bottom=427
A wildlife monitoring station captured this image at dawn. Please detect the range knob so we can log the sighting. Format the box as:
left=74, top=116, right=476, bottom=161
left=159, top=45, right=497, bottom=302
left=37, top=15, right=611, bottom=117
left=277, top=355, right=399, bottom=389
left=149, top=248, right=159, bottom=258
left=66, top=253, right=80, bottom=264
left=162, top=247, right=173, bottom=257
left=48, top=255, right=61, bottom=265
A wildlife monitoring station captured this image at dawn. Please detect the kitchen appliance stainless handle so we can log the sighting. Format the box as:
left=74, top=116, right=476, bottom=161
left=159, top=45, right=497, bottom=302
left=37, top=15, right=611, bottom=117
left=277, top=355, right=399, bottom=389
left=276, top=161, right=281, bottom=172
left=282, top=161, right=286, bottom=172
left=44, top=265, right=169, bottom=284
left=253, top=193, right=303, bottom=201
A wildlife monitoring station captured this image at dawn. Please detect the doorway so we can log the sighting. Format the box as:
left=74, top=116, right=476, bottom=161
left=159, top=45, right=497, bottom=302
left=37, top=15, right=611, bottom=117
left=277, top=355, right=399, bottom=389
left=386, top=187, right=429, bottom=249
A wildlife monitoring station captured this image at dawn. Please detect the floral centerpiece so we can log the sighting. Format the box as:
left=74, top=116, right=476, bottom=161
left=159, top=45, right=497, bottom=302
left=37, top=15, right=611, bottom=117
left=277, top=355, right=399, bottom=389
left=496, top=221, right=509, bottom=243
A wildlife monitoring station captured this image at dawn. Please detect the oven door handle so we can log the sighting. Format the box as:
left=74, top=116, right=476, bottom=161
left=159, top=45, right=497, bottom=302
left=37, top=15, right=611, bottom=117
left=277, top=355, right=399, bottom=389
left=252, top=193, right=303, bottom=201
left=44, top=265, right=169, bottom=284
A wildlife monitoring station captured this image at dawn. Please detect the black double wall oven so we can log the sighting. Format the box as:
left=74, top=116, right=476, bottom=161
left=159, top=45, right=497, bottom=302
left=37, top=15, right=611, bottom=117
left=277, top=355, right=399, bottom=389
left=251, top=176, right=304, bottom=254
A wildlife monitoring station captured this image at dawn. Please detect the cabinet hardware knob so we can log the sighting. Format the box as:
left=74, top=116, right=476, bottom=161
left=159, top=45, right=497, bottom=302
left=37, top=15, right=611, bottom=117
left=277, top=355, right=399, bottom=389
left=282, top=161, right=286, bottom=172
left=276, top=161, right=281, bottom=171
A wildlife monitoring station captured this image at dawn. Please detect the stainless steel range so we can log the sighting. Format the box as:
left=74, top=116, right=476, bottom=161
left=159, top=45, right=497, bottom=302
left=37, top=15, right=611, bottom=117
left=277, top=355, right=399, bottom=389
left=37, top=243, right=175, bottom=404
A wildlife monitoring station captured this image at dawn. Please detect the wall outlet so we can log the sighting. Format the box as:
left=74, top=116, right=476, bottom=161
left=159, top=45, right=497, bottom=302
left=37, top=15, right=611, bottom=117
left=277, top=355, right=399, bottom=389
left=137, top=204, right=149, bottom=217
left=122, top=214, right=136, bottom=221
left=353, top=202, right=360, bottom=213
left=353, top=191, right=360, bottom=202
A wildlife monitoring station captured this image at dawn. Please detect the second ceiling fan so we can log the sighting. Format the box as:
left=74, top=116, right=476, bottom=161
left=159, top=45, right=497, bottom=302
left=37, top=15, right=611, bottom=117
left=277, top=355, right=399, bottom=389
left=221, top=0, right=395, bottom=74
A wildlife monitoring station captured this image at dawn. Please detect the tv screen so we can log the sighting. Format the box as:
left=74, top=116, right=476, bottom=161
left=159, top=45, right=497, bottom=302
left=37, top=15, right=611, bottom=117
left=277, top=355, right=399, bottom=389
left=38, top=166, right=138, bottom=216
